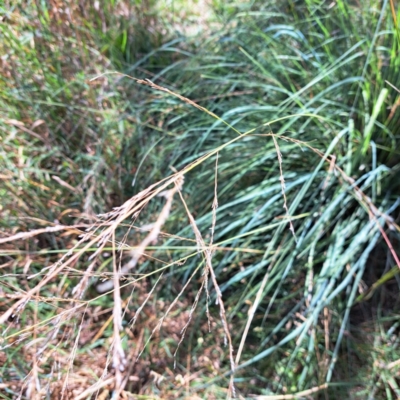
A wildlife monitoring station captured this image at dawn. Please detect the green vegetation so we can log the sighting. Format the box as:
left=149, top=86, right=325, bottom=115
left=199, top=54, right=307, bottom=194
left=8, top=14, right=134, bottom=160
left=1, top=0, right=400, bottom=399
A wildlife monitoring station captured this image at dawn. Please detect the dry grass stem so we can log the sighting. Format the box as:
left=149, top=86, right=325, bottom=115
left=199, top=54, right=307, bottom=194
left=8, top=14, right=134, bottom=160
left=177, top=190, right=236, bottom=397
left=96, top=173, right=184, bottom=293
left=0, top=224, right=85, bottom=244
left=135, top=263, right=203, bottom=362
left=111, top=231, right=126, bottom=399
left=253, top=383, right=329, bottom=399
left=271, top=134, right=296, bottom=239
left=74, top=377, right=115, bottom=400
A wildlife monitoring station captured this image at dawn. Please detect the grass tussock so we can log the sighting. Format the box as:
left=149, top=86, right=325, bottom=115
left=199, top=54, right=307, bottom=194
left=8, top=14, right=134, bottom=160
left=1, top=0, right=400, bottom=399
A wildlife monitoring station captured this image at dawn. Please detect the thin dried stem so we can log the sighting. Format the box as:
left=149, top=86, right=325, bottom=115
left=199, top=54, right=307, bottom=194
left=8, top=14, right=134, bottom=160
left=0, top=224, right=86, bottom=244
left=74, top=378, right=115, bottom=400
left=177, top=190, right=236, bottom=397
left=174, top=277, right=206, bottom=368
left=254, top=383, right=329, bottom=399
left=271, top=133, right=296, bottom=239
left=135, top=263, right=203, bottom=362
left=96, top=173, right=184, bottom=293
left=111, top=231, right=126, bottom=399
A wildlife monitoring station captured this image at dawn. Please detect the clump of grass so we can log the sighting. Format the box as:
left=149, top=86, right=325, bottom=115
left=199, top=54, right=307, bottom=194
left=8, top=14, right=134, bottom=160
left=1, top=0, right=400, bottom=399
left=123, top=1, right=400, bottom=396
left=0, top=1, right=193, bottom=398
